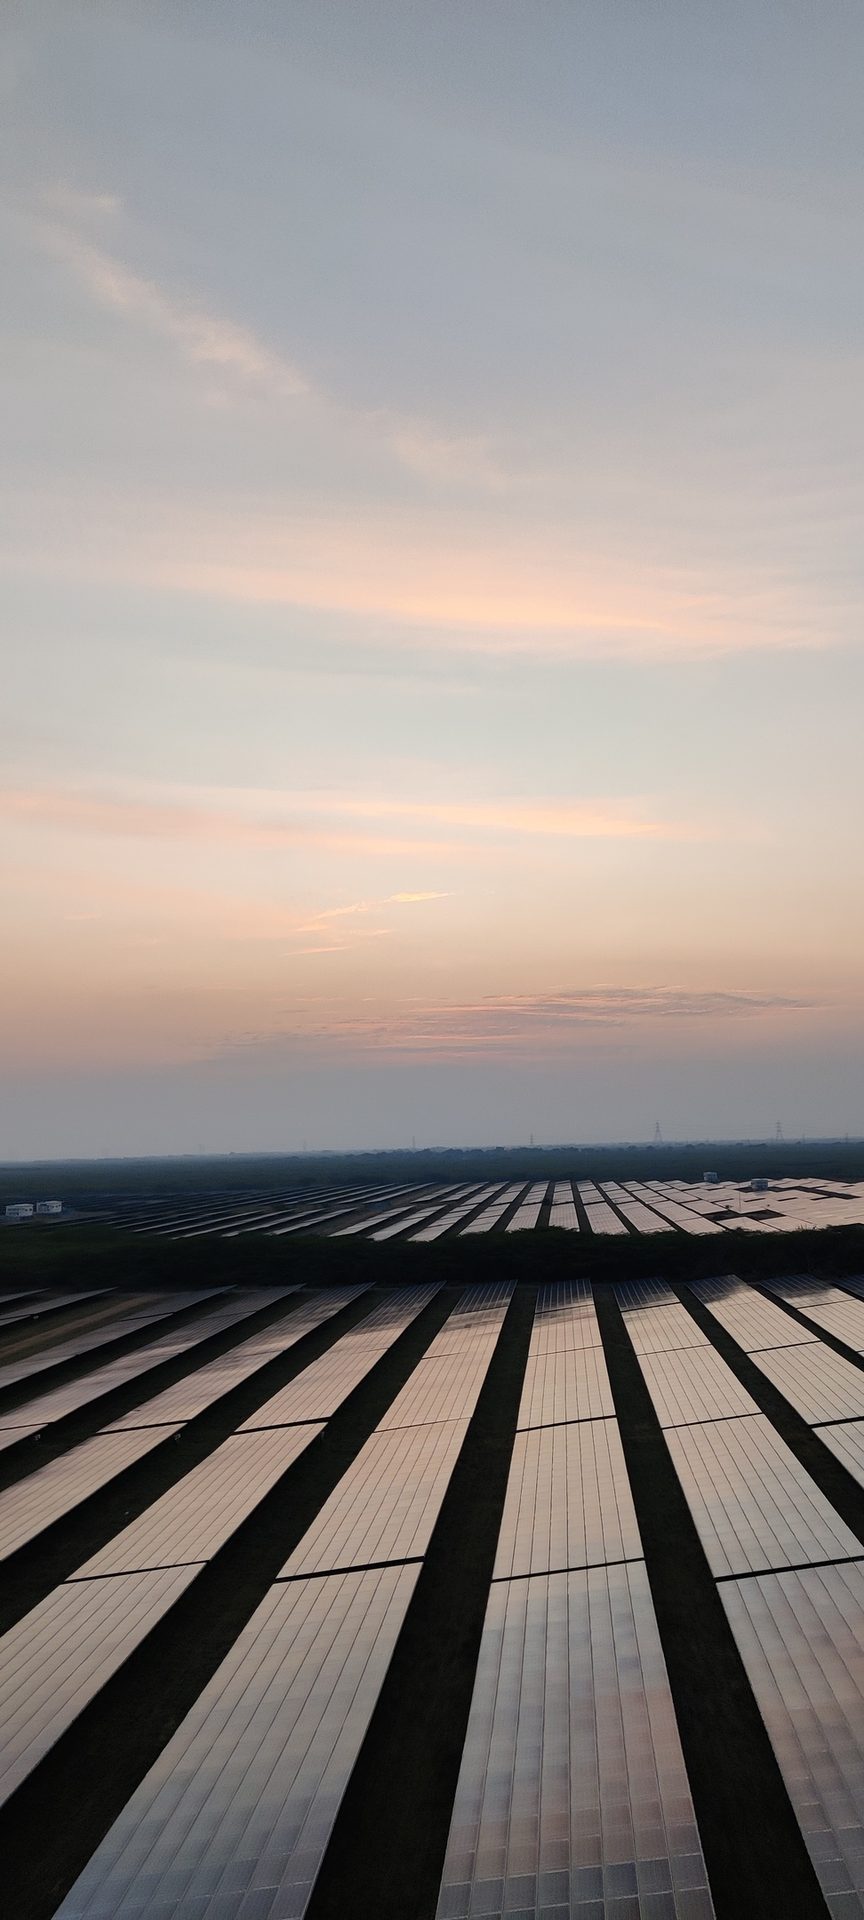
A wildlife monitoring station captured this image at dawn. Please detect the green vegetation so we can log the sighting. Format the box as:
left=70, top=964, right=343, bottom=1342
left=1, top=1220, right=863, bottom=1292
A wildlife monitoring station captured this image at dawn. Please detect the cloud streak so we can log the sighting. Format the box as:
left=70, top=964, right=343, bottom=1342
left=40, top=217, right=312, bottom=399
left=2, top=784, right=697, bottom=849
left=224, top=985, right=824, bottom=1062
left=31, top=198, right=506, bottom=492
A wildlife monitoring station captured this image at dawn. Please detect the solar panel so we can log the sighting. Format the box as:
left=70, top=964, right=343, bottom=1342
left=517, top=1345, right=615, bottom=1426
left=613, top=1279, right=678, bottom=1310
left=665, top=1415, right=863, bottom=1579
left=375, top=1284, right=511, bottom=1428
left=0, top=1288, right=301, bottom=1434
left=279, top=1420, right=469, bottom=1577
left=104, top=1287, right=368, bottom=1429
left=760, top=1276, right=843, bottom=1306
left=530, top=1283, right=601, bottom=1353
left=0, top=1288, right=109, bottom=1330
left=689, top=1279, right=819, bottom=1353
left=505, top=1184, right=548, bottom=1232
left=720, top=1563, right=864, bottom=1918
left=53, top=1565, right=420, bottom=1920
left=0, top=1291, right=222, bottom=1395
left=408, top=1185, right=505, bottom=1241
left=238, top=1286, right=440, bottom=1427
left=790, top=1296, right=864, bottom=1353
left=622, top=1303, right=710, bottom=1357
left=548, top=1198, right=579, bottom=1230
left=493, top=1419, right=642, bottom=1578
left=637, top=1346, right=759, bottom=1428
left=430, top=1280, right=514, bottom=1339
left=750, top=1340, right=864, bottom=1426
left=435, top=1564, right=714, bottom=1920
left=815, top=1420, right=864, bottom=1491
left=335, top=1188, right=459, bottom=1239
left=461, top=1185, right=527, bottom=1234
left=0, top=1426, right=183, bottom=1565
left=583, top=1200, right=630, bottom=1236
left=333, top=1282, right=441, bottom=1344
left=0, top=1566, right=198, bottom=1810
left=626, top=1190, right=725, bottom=1236
left=74, top=1425, right=323, bottom=1576
left=619, top=1200, right=674, bottom=1234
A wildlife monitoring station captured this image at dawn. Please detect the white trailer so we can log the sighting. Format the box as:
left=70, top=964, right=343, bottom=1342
left=5, top=1203, right=34, bottom=1219
left=35, top=1200, right=63, bottom=1215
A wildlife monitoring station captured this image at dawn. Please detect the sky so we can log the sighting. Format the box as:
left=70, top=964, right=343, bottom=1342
left=2, top=0, right=863, bottom=1157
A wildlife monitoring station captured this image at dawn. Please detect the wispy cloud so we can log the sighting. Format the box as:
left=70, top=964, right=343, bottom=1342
left=1, top=786, right=460, bottom=858
left=28, top=193, right=507, bottom=490
left=39, top=220, right=311, bottom=399
left=389, top=891, right=451, bottom=904
left=288, top=944, right=348, bottom=957
left=294, top=890, right=450, bottom=941
left=2, top=784, right=697, bottom=849
left=223, top=984, right=824, bottom=1062
left=2, top=479, right=829, bottom=659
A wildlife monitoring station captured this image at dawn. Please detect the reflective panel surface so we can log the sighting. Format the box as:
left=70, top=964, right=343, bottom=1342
left=0, top=1289, right=300, bottom=1433
left=76, top=1425, right=323, bottom=1575
left=665, top=1414, right=863, bottom=1578
left=517, top=1346, right=615, bottom=1427
left=0, top=1567, right=197, bottom=1808
left=436, top=1563, right=714, bottom=1919
left=531, top=1281, right=602, bottom=1353
left=0, top=1426, right=183, bottom=1563
left=817, top=1419, right=864, bottom=1491
left=280, top=1419, right=468, bottom=1576
left=238, top=1285, right=439, bottom=1427
left=721, top=1562, right=864, bottom=1919
left=493, top=1419, right=642, bottom=1578
left=612, top=1281, right=678, bottom=1310
left=688, top=1278, right=819, bottom=1354
left=105, top=1288, right=367, bottom=1428
left=750, top=1340, right=864, bottom=1425
left=638, top=1346, right=759, bottom=1428
left=0, top=1291, right=221, bottom=1393
left=622, top=1304, right=709, bottom=1358
left=54, top=1565, right=419, bottom=1920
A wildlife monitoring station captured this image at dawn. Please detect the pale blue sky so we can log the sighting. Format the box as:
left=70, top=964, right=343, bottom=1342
left=2, top=2, right=863, bottom=1154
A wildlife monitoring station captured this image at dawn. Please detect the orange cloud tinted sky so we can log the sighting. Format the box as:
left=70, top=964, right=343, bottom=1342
left=2, top=2, right=863, bottom=1153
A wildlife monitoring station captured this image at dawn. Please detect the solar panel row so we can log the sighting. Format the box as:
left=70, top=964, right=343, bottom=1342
left=437, top=1278, right=714, bottom=1920
left=625, top=1279, right=864, bottom=1918
left=4, top=1278, right=864, bottom=1917
left=0, top=1286, right=301, bottom=1436
left=53, top=1281, right=515, bottom=1920
left=73, top=1175, right=864, bottom=1239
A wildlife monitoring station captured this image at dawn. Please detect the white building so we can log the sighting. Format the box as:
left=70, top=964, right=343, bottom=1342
left=5, top=1202, right=34, bottom=1219
left=35, top=1200, right=63, bottom=1215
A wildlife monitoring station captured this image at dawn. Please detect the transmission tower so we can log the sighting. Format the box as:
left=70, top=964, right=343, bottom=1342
left=775, top=1120, right=783, bottom=1143
left=653, top=1121, right=663, bottom=1146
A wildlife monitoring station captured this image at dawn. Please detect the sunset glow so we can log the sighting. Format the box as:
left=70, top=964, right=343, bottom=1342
left=2, top=3, right=863, bottom=1154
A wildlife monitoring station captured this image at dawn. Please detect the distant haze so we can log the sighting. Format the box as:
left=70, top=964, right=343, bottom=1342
left=2, top=2, right=863, bottom=1156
